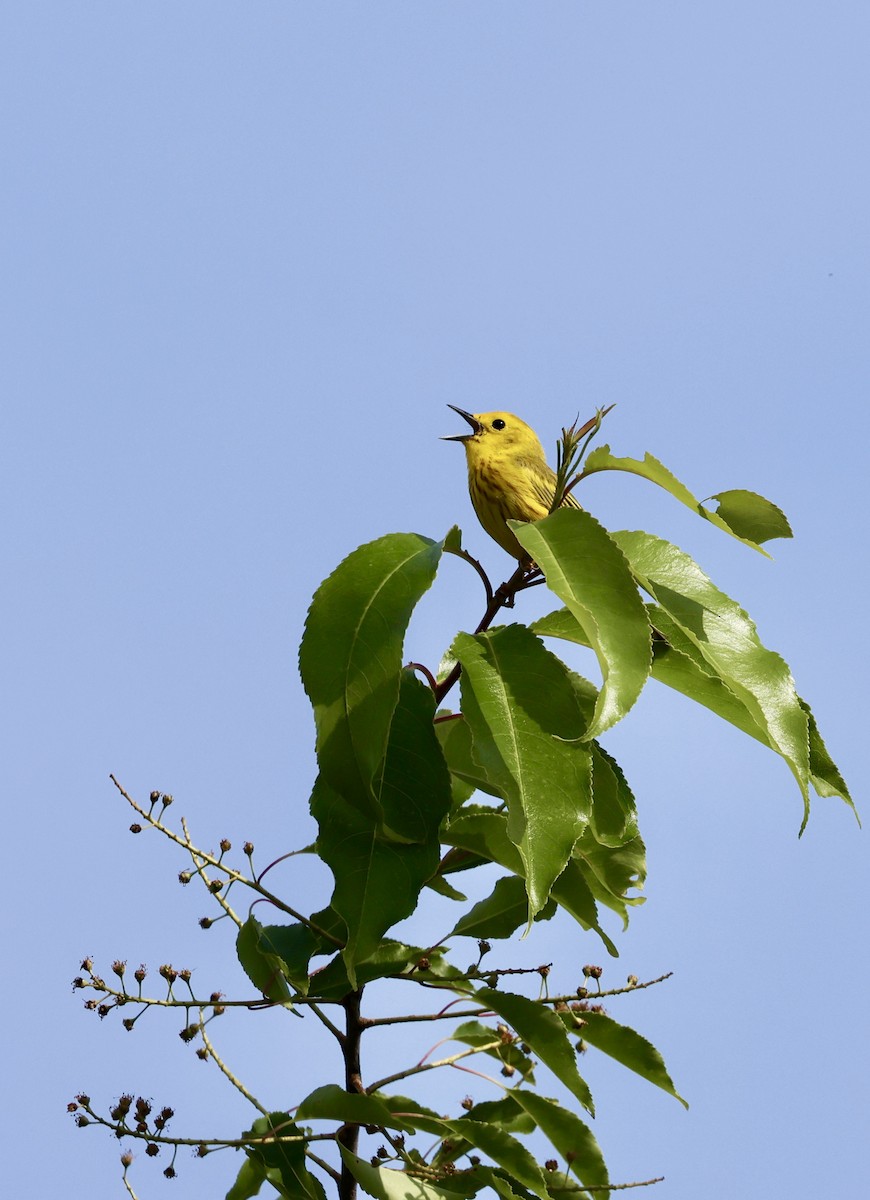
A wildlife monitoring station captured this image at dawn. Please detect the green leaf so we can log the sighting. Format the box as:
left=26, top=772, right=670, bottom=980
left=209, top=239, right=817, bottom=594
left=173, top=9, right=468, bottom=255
left=311, top=941, right=453, bottom=1000
left=540, top=603, right=855, bottom=823
left=452, top=625, right=593, bottom=918
left=475, top=988, right=595, bottom=1115
left=549, top=860, right=619, bottom=955
left=296, top=1085, right=415, bottom=1133
left=513, top=508, right=651, bottom=738
left=338, top=1150, right=468, bottom=1200
left=614, top=530, right=812, bottom=826
left=436, top=714, right=502, bottom=801
left=444, top=811, right=617, bottom=953
left=572, top=1010, right=688, bottom=1108
left=802, top=700, right=858, bottom=819
left=438, top=1120, right=549, bottom=1199
left=426, top=874, right=468, bottom=901
left=459, top=1095, right=535, bottom=1136
left=376, top=672, right=453, bottom=842
left=253, top=910, right=346, bottom=995
left=311, top=777, right=442, bottom=987
left=311, top=673, right=451, bottom=983
left=707, top=489, right=792, bottom=544
left=226, top=1155, right=269, bottom=1200
left=581, top=446, right=784, bottom=554
left=299, top=532, right=444, bottom=818
left=449, top=875, right=547, bottom=941
left=589, top=742, right=639, bottom=848
left=510, top=1091, right=609, bottom=1195
left=244, top=1114, right=326, bottom=1200
left=451, top=1019, right=537, bottom=1080
left=572, top=829, right=646, bottom=929
left=236, top=917, right=293, bottom=1005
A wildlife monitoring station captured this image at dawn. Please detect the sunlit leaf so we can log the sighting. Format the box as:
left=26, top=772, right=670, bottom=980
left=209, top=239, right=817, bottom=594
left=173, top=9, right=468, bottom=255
left=510, top=1091, right=609, bottom=1195
left=614, top=530, right=812, bottom=827
left=453, top=625, right=593, bottom=918
left=570, top=1010, right=687, bottom=1108
left=475, top=988, right=595, bottom=1115
left=581, top=446, right=788, bottom=553
left=513, top=508, right=651, bottom=738
left=443, top=810, right=617, bottom=953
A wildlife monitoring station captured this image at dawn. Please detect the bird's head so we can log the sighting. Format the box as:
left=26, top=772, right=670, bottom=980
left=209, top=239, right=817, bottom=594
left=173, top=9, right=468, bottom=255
left=443, top=406, right=544, bottom=463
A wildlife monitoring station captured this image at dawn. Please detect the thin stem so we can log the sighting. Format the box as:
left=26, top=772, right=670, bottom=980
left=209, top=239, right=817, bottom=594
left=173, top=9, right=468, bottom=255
left=548, top=1178, right=665, bottom=1194
left=307, top=1150, right=342, bottom=1186
left=406, top=662, right=439, bottom=692
left=444, top=545, right=494, bottom=608
left=433, top=561, right=530, bottom=706
left=109, top=776, right=344, bottom=947
left=199, top=1011, right=270, bottom=1115
left=366, top=1040, right=501, bottom=1094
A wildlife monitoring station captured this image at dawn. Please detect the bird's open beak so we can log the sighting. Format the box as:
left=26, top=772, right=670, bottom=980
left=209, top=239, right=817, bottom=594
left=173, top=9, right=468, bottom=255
left=442, top=405, right=483, bottom=441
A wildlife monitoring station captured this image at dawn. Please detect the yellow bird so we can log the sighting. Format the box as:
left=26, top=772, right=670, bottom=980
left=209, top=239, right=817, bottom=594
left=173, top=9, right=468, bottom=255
left=444, top=406, right=580, bottom=561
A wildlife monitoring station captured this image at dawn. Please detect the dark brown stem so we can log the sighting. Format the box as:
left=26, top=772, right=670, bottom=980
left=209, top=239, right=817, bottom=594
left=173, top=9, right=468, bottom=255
left=337, top=990, right=365, bottom=1200
left=433, top=562, right=534, bottom=706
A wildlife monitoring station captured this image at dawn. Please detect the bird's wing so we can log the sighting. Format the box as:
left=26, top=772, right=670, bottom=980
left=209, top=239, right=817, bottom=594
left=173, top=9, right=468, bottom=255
left=524, top=459, right=581, bottom=513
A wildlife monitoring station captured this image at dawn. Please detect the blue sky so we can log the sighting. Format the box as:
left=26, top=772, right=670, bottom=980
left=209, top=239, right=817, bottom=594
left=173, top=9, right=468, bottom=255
left=3, top=4, right=868, bottom=1197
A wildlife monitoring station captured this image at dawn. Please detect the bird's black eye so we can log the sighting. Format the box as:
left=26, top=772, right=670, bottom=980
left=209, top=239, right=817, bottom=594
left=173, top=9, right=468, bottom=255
left=492, top=418, right=506, bottom=431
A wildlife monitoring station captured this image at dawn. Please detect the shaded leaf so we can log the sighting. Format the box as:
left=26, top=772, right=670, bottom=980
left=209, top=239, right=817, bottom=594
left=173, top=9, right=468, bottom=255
left=296, top=1085, right=415, bottom=1133
left=236, top=917, right=293, bottom=1005
left=376, top=672, right=453, bottom=843
left=451, top=1019, right=537, bottom=1080
left=510, top=1091, right=609, bottom=1196
left=449, top=875, right=555, bottom=941
left=572, top=828, right=647, bottom=928
left=513, top=508, right=651, bottom=738
left=436, top=714, right=502, bottom=801
left=460, top=1095, right=535, bottom=1136
left=339, top=1150, right=471, bottom=1200
left=707, top=489, right=792, bottom=544
left=453, top=625, right=593, bottom=918
left=311, top=941, right=458, bottom=1000
left=802, top=700, right=858, bottom=820
left=311, top=777, right=441, bottom=986
left=444, top=811, right=617, bottom=953
left=589, top=742, right=639, bottom=848
left=226, top=1155, right=269, bottom=1200
left=245, top=1114, right=325, bottom=1200
left=474, top=988, right=595, bottom=1114
left=299, top=532, right=443, bottom=818
left=254, top=910, right=346, bottom=995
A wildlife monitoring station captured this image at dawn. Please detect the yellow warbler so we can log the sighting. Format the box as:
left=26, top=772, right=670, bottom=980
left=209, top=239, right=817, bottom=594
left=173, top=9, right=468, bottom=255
left=444, top=406, right=580, bottom=560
